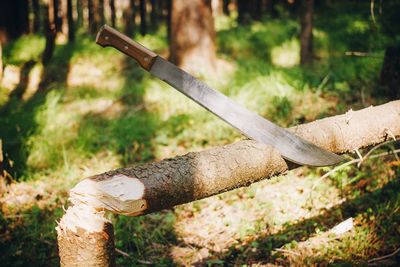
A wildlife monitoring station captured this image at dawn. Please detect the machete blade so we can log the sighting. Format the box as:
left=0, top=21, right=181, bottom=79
left=149, top=57, right=342, bottom=166
left=96, top=25, right=343, bottom=167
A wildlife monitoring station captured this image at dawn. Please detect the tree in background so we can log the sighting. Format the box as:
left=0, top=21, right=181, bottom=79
left=76, top=0, right=83, bottom=27
left=67, top=0, right=75, bottom=42
left=88, top=0, right=103, bottom=34
left=150, top=0, right=159, bottom=31
left=99, top=0, right=105, bottom=26
left=140, top=0, right=147, bottom=35
left=0, top=0, right=29, bottom=42
left=170, top=0, right=216, bottom=74
left=109, top=0, right=116, bottom=27
left=166, top=0, right=172, bottom=42
left=32, top=0, right=41, bottom=33
left=123, top=0, right=136, bottom=36
left=299, top=0, right=314, bottom=65
left=379, top=0, right=400, bottom=100
left=53, top=0, right=63, bottom=33
left=223, top=0, right=230, bottom=16
left=0, top=41, right=2, bottom=81
left=42, top=0, right=57, bottom=65
left=237, top=0, right=251, bottom=24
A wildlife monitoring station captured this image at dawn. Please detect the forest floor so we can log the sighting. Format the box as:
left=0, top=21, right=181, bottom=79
left=1, top=5, right=400, bottom=267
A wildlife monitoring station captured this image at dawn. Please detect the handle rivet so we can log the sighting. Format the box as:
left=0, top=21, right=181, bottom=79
left=144, top=57, right=149, bottom=62
left=124, top=46, right=128, bottom=50
left=104, top=36, right=109, bottom=40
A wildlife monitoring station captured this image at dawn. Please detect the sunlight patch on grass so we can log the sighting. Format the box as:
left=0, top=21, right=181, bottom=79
left=215, top=14, right=237, bottom=31
left=347, top=19, right=370, bottom=35
left=1, top=64, right=20, bottom=91
left=135, top=26, right=168, bottom=53
left=23, top=63, right=43, bottom=100
left=3, top=35, right=45, bottom=65
left=271, top=38, right=300, bottom=67
left=25, top=91, right=123, bottom=175
left=67, top=56, right=126, bottom=91
left=173, top=172, right=342, bottom=255
left=233, top=71, right=296, bottom=116
left=277, top=223, right=381, bottom=265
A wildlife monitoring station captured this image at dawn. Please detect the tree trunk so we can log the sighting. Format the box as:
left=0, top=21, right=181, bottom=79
left=150, top=0, right=158, bottom=30
left=0, top=0, right=30, bottom=41
left=42, top=1, right=57, bottom=65
left=76, top=0, right=83, bottom=27
left=222, top=0, right=230, bottom=15
left=266, top=0, right=278, bottom=18
left=54, top=0, right=63, bottom=33
left=67, top=101, right=400, bottom=216
left=88, top=0, right=101, bottom=34
left=166, top=0, right=172, bottom=43
left=0, top=40, right=2, bottom=81
left=212, top=0, right=223, bottom=17
left=237, top=0, right=250, bottom=24
left=123, top=0, right=135, bottom=36
left=380, top=45, right=400, bottom=100
left=32, top=0, right=41, bottom=33
left=57, top=205, right=116, bottom=267
left=67, top=0, right=75, bottom=42
left=99, top=0, right=105, bottom=26
left=169, top=0, right=216, bottom=74
left=109, top=0, right=116, bottom=27
left=300, top=0, right=314, bottom=65
left=0, top=139, right=5, bottom=195
left=20, top=0, right=30, bottom=34
left=250, top=0, right=263, bottom=20
left=139, top=0, right=147, bottom=35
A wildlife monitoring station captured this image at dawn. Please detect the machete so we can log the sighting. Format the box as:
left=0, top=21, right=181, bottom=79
left=95, top=25, right=342, bottom=166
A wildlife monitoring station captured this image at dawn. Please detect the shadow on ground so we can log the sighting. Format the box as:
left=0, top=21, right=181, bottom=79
left=0, top=43, right=74, bottom=179
left=197, top=174, right=400, bottom=265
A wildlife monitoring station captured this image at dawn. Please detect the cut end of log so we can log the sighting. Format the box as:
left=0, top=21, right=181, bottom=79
left=69, top=174, right=148, bottom=216
left=57, top=204, right=109, bottom=234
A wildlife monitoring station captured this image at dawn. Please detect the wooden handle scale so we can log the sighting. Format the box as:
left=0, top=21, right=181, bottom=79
left=96, top=25, right=157, bottom=70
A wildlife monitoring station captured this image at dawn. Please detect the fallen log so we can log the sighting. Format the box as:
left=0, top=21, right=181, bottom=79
left=56, top=100, right=400, bottom=266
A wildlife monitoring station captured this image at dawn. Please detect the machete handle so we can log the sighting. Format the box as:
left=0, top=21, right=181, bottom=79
left=96, top=24, right=157, bottom=70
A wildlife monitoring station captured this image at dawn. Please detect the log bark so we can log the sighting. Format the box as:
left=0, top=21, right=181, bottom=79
left=69, top=101, right=400, bottom=216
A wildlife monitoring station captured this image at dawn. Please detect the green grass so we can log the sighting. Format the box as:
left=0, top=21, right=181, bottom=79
left=1, top=3, right=399, bottom=266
